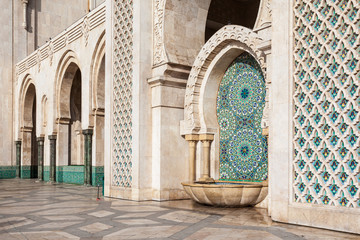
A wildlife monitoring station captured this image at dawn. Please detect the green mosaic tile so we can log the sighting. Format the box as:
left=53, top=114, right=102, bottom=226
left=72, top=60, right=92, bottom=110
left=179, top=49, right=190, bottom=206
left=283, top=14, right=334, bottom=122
left=56, top=166, right=84, bottom=185
left=92, top=166, right=104, bottom=186
left=43, top=166, right=50, bottom=182
left=0, top=166, right=16, bottom=179
left=217, top=52, right=267, bottom=181
left=20, top=166, right=32, bottom=179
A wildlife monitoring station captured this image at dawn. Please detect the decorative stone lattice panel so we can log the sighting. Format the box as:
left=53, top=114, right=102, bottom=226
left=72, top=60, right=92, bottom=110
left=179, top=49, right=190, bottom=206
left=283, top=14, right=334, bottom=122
left=293, top=0, right=360, bottom=207
left=217, top=52, right=267, bottom=181
left=112, top=0, right=133, bottom=187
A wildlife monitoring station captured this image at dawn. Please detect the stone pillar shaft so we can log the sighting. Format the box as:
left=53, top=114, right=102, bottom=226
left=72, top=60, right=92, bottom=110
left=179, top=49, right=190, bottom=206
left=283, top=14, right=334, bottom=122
left=37, top=137, right=45, bottom=181
left=48, top=135, right=57, bottom=182
left=83, top=129, right=93, bottom=186
left=185, top=135, right=199, bottom=182
left=199, top=134, right=214, bottom=182
left=15, top=141, right=22, bottom=178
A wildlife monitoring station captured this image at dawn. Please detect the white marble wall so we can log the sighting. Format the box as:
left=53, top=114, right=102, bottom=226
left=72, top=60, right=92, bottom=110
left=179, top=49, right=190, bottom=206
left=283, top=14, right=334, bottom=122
left=0, top=0, right=14, bottom=167
left=15, top=4, right=105, bottom=169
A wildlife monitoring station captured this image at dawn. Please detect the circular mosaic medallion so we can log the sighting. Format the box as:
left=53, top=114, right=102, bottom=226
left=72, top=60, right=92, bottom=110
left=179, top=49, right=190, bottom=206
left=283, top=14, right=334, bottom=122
left=217, top=52, right=267, bottom=181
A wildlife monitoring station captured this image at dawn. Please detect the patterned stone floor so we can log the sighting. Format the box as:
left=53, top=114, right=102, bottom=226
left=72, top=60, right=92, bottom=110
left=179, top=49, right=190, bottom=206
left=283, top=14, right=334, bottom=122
left=0, top=179, right=359, bottom=240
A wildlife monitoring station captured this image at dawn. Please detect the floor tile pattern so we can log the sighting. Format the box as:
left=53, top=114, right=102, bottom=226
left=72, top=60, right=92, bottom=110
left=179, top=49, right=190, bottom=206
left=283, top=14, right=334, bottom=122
left=0, top=179, right=359, bottom=239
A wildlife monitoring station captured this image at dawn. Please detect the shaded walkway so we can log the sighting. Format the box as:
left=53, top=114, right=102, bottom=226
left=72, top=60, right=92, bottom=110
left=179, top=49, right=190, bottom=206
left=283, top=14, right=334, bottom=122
left=0, top=179, right=358, bottom=239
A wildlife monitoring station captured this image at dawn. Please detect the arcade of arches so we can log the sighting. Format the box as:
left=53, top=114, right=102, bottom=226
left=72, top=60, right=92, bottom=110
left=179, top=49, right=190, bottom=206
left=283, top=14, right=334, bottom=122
left=1, top=0, right=359, bottom=235
left=15, top=11, right=106, bottom=186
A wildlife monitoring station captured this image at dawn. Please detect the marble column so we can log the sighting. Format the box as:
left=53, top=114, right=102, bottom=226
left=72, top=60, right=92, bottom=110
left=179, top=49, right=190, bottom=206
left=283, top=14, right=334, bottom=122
left=83, top=129, right=93, bottom=186
left=15, top=140, right=22, bottom=178
left=48, top=135, right=57, bottom=182
left=37, top=137, right=45, bottom=181
left=199, top=134, right=214, bottom=183
left=185, top=134, right=199, bottom=182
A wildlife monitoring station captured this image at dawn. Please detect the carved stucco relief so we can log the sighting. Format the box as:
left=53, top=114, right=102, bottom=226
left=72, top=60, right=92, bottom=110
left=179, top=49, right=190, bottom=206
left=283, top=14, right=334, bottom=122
left=183, top=26, right=267, bottom=134
left=254, top=0, right=272, bottom=29
left=153, top=0, right=168, bottom=66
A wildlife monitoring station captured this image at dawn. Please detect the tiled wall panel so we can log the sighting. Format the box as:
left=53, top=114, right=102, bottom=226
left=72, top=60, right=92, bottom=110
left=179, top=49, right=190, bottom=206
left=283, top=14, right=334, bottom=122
left=293, top=0, right=360, bottom=208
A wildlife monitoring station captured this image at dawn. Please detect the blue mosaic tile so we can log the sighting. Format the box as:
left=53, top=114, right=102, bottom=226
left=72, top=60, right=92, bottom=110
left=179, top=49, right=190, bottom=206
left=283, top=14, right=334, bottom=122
left=217, top=52, right=267, bottom=181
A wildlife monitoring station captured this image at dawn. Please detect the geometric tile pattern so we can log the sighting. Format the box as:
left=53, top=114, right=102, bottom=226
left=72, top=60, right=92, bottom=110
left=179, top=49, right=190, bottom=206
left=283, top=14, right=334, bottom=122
left=42, top=166, right=103, bottom=186
left=1, top=179, right=358, bottom=240
left=293, top=0, right=360, bottom=207
left=56, top=166, right=85, bottom=184
left=112, top=0, right=133, bottom=187
left=217, top=52, right=267, bottom=181
left=92, top=166, right=104, bottom=186
left=20, top=166, right=32, bottom=179
left=0, top=166, right=16, bottom=179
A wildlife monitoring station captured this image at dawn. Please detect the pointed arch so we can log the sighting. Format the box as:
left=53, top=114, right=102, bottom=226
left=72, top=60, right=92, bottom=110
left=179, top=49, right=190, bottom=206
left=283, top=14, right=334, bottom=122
left=19, top=74, right=37, bottom=132
left=18, top=74, right=38, bottom=178
left=90, top=30, right=106, bottom=114
left=54, top=50, right=82, bottom=122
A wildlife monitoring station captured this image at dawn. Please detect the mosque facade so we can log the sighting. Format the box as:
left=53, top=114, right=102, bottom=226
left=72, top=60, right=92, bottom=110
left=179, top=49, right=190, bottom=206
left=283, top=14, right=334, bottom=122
left=0, top=0, right=359, bottom=234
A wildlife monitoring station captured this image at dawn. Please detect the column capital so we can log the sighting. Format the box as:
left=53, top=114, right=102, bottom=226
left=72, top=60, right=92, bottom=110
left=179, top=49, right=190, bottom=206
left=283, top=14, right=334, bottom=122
left=15, top=140, right=22, bottom=145
left=36, top=137, right=45, bottom=142
left=48, top=134, right=57, bottom=140
left=262, top=127, right=269, bottom=136
left=56, top=117, right=71, bottom=125
left=199, top=134, right=214, bottom=142
left=82, top=129, right=94, bottom=135
left=20, top=126, right=33, bottom=132
left=185, top=134, right=199, bottom=141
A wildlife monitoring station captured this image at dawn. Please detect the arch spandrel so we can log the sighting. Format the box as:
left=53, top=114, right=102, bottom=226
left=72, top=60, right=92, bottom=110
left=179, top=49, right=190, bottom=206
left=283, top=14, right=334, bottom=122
left=182, top=25, right=267, bottom=135
left=155, top=0, right=272, bottom=68
left=154, top=0, right=211, bottom=67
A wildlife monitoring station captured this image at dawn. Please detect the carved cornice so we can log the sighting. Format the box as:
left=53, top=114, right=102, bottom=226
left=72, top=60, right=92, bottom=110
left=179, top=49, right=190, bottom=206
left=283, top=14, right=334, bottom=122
left=183, top=25, right=267, bottom=134
left=16, top=3, right=105, bottom=76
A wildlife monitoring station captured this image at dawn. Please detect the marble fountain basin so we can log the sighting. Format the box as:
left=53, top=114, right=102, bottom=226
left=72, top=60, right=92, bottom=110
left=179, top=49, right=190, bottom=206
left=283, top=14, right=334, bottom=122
left=181, top=180, right=268, bottom=207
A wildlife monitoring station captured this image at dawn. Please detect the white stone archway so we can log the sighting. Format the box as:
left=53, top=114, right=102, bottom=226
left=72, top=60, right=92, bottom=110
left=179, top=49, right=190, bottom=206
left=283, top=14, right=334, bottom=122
left=89, top=31, right=105, bottom=185
left=90, top=30, right=105, bottom=114
left=181, top=25, right=270, bottom=182
left=18, top=74, right=38, bottom=178
left=55, top=50, right=83, bottom=167
left=182, top=25, right=267, bottom=135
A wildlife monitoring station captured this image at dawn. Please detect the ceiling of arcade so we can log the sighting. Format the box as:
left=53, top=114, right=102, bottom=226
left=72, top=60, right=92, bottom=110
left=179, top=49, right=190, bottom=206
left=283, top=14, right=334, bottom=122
left=206, top=0, right=261, bottom=40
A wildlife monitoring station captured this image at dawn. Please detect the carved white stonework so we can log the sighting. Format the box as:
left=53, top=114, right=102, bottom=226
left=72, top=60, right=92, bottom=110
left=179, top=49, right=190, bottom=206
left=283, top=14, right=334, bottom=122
left=293, top=0, right=360, bottom=208
left=82, top=16, right=90, bottom=46
left=111, top=0, right=133, bottom=188
left=254, top=0, right=272, bottom=29
left=15, top=65, right=19, bottom=81
left=36, top=49, right=41, bottom=72
left=47, top=42, right=54, bottom=66
left=16, top=3, right=105, bottom=76
left=21, top=0, right=28, bottom=29
left=183, top=25, right=267, bottom=134
left=153, top=0, right=168, bottom=66
left=64, top=34, right=69, bottom=46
